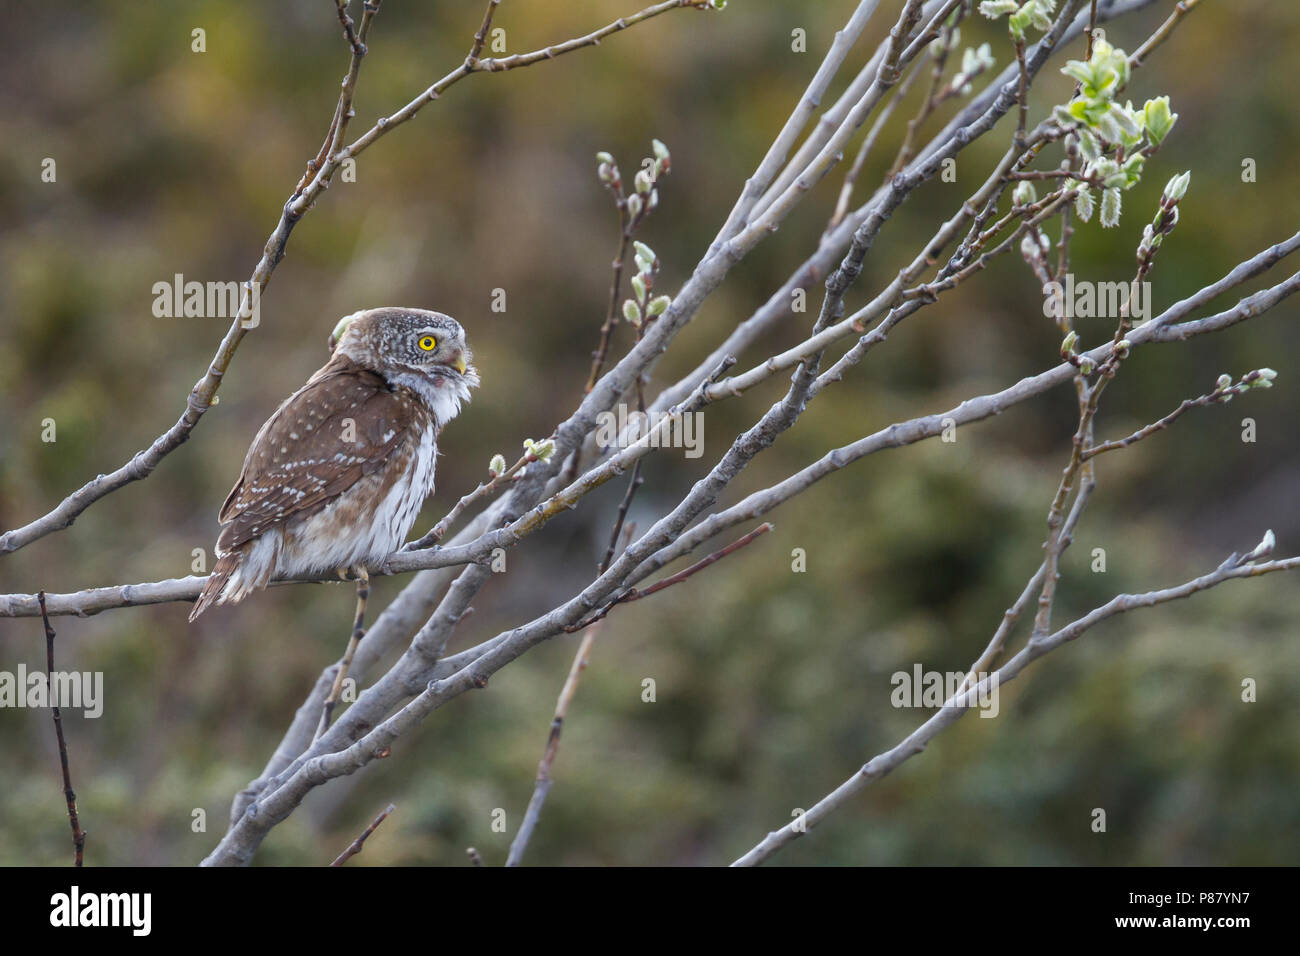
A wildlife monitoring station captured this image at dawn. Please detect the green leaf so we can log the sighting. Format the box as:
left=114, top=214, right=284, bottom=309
left=1143, top=96, right=1177, bottom=146
left=1163, top=170, right=1191, bottom=201
left=1060, top=60, right=1093, bottom=86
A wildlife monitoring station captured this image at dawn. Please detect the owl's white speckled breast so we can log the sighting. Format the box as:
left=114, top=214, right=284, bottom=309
left=278, top=419, right=437, bottom=577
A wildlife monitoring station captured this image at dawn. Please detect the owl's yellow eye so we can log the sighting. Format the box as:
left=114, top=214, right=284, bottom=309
left=418, top=335, right=437, bottom=351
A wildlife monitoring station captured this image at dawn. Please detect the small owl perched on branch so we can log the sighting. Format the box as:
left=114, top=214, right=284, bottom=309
left=189, top=307, right=477, bottom=621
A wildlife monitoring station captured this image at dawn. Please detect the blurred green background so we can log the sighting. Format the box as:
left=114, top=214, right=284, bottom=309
left=1, top=0, right=1298, bottom=866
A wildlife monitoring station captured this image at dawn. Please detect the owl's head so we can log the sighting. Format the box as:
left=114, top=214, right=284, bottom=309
left=330, top=307, right=479, bottom=423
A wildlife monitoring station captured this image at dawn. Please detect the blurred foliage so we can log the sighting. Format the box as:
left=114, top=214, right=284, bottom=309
left=1, top=0, right=1298, bottom=866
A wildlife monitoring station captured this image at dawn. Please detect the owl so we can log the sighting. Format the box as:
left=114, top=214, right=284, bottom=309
left=189, top=307, right=477, bottom=621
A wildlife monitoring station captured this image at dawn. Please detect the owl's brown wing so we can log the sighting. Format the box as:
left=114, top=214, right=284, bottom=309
left=215, top=361, right=426, bottom=553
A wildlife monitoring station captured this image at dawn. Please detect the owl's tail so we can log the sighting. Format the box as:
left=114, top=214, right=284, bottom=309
left=189, top=552, right=241, bottom=622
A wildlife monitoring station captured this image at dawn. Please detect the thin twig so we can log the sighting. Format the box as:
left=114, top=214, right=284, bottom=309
left=1128, top=0, right=1202, bottom=69
left=600, top=463, right=645, bottom=574
left=1013, top=36, right=1029, bottom=149
left=1083, top=373, right=1271, bottom=460
left=299, top=0, right=381, bottom=193
left=585, top=190, right=632, bottom=396
left=40, top=592, right=86, bottom=867
left=955, top=476, right=1095, bottom=697
left=316, top=567, right=370, bottom=739
left=406, top=451, right=538, bottom=550
left=564, top=522, right=773, bottom=633
left=466, top=0, right=502, bottom=68
left=828, top=35, right=935, bottom=231
left=507, top=388, right=649, bottom=864
left=885, top=16, right=957, bottom=180
left=505, top=625, right=599, bottom=866
left=333, top=0, right=366, bottom=56
left=471, top=1, right=717, bottom=75
left=329, top=802, right=395, bottom=866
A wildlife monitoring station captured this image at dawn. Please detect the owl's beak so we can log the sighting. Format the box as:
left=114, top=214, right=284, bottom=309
left=451, top=354, right=468, bottom=375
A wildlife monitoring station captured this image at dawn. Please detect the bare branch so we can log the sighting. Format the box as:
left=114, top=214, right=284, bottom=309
left=732, top=551, right=1300, bottom=866
left=505, top=626, right=599, bottom=867
left=40, top=593, right=86, bottom=867
left=714, top=0, right=887, bottom=246
left=316, top=568, right=371, bottom=739
left=1128, top=0, right=1203, bottom=69
left=1083, top=370, right=1277, bottom=461
left=406, top=449, right=538, bottom=550
left=329, top=801, right=395, bottom=866
left=564, top=522, right=773, bottom=633
left=332, top=0, right=367, bottom=57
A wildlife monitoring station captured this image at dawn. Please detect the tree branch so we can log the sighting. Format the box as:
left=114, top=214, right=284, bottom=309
left=40, top=593, right=86, bottom=867
left=732, top=550, right=1300, bottom=866
left=329, top=801, right=395, bottom=866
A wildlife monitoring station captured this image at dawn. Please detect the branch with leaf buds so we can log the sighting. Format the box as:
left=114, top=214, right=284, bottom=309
left=584, top=140, right=672, bottom=396
left=406, top=440, right=554, bottom=551
left=1083, top=368, right=1278, bottom=460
